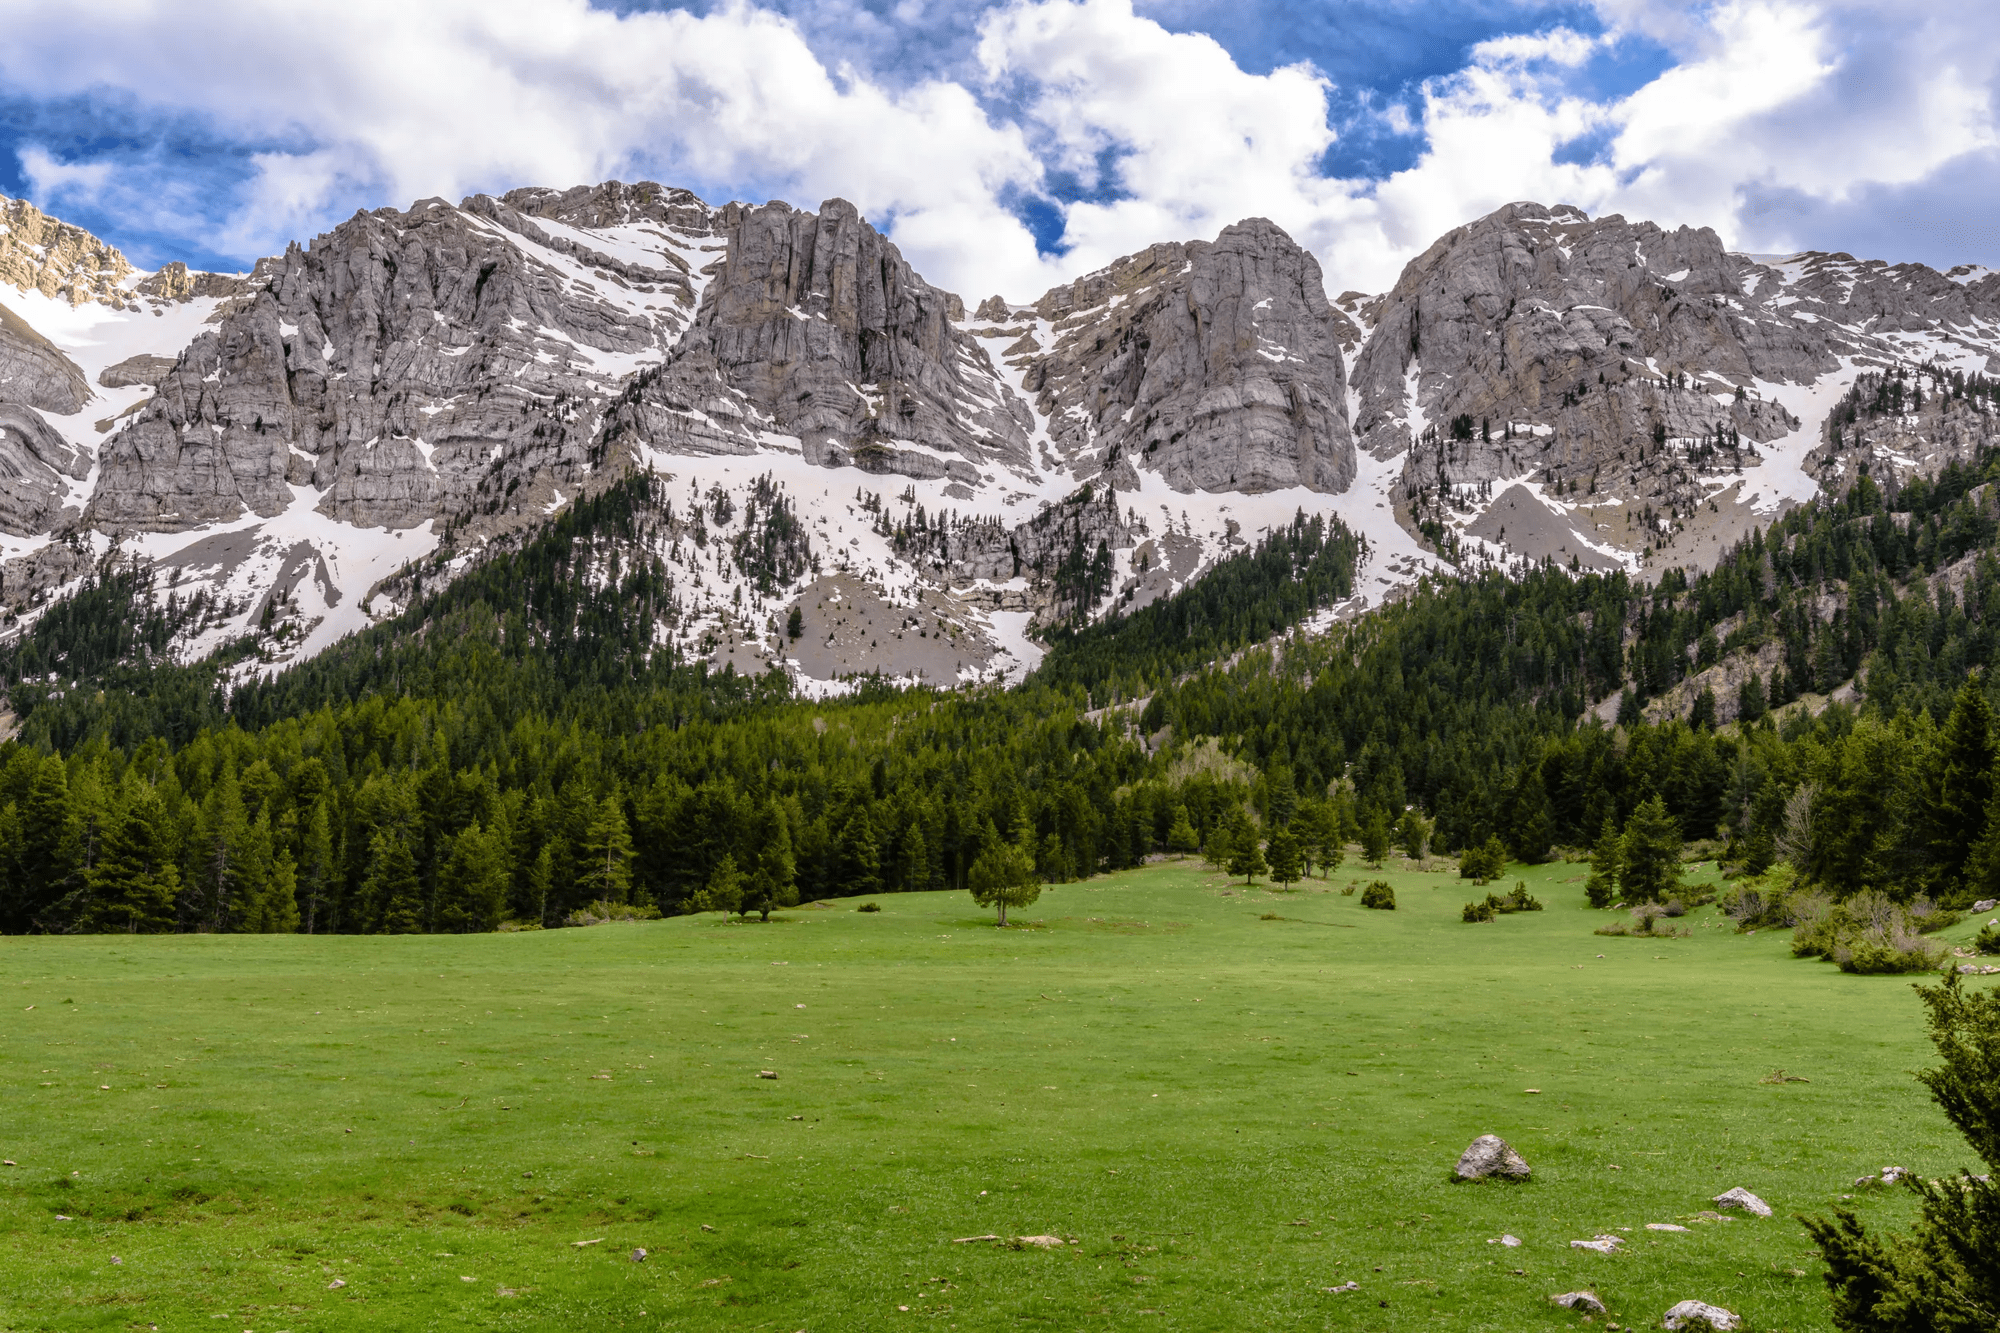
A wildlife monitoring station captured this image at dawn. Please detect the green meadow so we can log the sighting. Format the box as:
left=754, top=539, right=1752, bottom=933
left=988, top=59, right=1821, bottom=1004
left=4, top=858, right=1990, bottom=1332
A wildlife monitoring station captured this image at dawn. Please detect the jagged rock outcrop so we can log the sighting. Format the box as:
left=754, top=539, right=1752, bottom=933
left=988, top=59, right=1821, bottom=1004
left=0, top=402, right=85, bottom=534
left=0, top=300, right=90, bottom=414
left=0, top=195, right=135, bottom=307
left=87, top=182, right=725, bottom=531
left=977, top=218, right=1357, bottom=494
left=607, top=197, right=1030, bottom=484
left=134, top=262, right=256, bottom=304
left=98, top=355, right=178, bottom=389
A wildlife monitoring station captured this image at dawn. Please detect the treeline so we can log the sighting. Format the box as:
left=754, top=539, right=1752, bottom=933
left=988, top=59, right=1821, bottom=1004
left=10, top=442, right=2000, bottom=934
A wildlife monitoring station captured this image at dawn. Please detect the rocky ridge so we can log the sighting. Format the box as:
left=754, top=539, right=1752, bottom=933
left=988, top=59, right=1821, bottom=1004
left=6, top=187, right=2000, bottom=692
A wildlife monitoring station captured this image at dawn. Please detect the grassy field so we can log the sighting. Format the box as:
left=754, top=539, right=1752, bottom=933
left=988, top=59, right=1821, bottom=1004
left=4, top=856, right=1991, bottom=1332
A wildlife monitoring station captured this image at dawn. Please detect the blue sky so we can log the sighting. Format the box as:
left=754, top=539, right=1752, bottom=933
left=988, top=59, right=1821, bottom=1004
left=1, top=0, right=1996, bottom=299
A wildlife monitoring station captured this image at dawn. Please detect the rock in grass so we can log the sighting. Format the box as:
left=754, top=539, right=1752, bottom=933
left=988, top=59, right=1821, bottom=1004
left=1570, top=1235, right=1623, bottom=1253
left=1324, top=1280, right=1360, bottom=1293
left=1551, top=1291, right=1606, bottom=1314
left=1008, top=1235, right=1065, bottom=1249
left=1454, top=1134, right=1531, bottom=1181
left=1712, top=1186, right=1771, bottom=1217
left=1646, top=1222, right=1690, bottom=1232
left=1973, top=899, right=1997, bottom=912
left=1663, top=1299, right=1740, bottom=1329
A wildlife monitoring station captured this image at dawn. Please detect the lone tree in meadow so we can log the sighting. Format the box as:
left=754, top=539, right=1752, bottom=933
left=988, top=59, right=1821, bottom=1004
left=1166, top=805, right=1200, bottom=857
left=1619, top=795, right=1682, bottom=903
left=1294, top=799, right=1341, bottom=878
left=969, top=821, right=1041, bottom=926
left=1805, top=973, right=2000, bottom=1331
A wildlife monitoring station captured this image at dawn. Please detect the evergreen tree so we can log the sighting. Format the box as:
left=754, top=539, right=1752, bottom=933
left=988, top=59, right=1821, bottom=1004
left=227, top=810, right=281, bottom=931
left=298, top=801, right=335, bottom=934
left=1358, top=808, right=1392, bottom=867
left=1203, top=807, right=1240, bottom=870
left=1585, top=816, right=1622, bottom=908
left=1166, top=804, right=1200, bottom=857
left=834, top=807, right=882, bottom=897
left=1804, top=975, right=2000, bottom=1332
left=5, top=755, right=74, bottom=932
left=1620, top=795, right=1683, bottom=903
left=1737, top=671, right=1768, bottom=723
left=527, top=839, right=561, bottom=927
left=1262, top=762, right=1297, bottom=827
left=1395, top=807, right=1431, bottom=864
left=191, top=770, right=248, bottom=933
left=436, top=822, right=509, bottom=932
left=1225, top=808, right=1268, bottom=885
left=577, top=791, right=636, bottom=904
left=694, top=853, right=744, bottom=914
left=968, top=820, right=1040, bottom=926
left=1266, top=826, right=1302, bottom=886
left=746, top=802, right=799, bottom=921
left=78, top=781, right=179, bottom=933
left=1932, top=678, right=1995, bottom=888
left=364, top=829, right=424, bottom=934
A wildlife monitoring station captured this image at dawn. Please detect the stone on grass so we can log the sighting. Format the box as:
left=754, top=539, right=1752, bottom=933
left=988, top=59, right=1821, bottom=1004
left=1570, top=1235, right=1624, bottom=1253
left=1009, top=1235, right=1064, bottom=1249
left=1454, top=1134, right=1531, bottom=1181
left=1662, top=1298, right=1740, bottom=1330
left=1712, top=1187, right=1771, bottom=1217
left=1646, top=1222, right=1690, bottom=1232
left=1973, top=899, right=1997, bottom=912
left=1485, top=1234, right=1522, bottom=1247
left=1551, top=1291, right=1607, bottom=1314
left=1325, top=1280, right=1360, bottom=1293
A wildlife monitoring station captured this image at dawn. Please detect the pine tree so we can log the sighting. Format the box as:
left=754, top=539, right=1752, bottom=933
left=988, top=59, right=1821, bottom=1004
left=1358, top=808, right=1392, bottom=867
left=695, top=853, right=745, bottom=914
left=1266, top=827, right=1302, bottom=886
left=192, top=770, right=248, bottom=933
left=747, top=802, right=799, bottom=921
left=1263, top=762, right=1297, bottom=827
left=968, top=819, right=1040, bottom=926
left=1225, top=808, right=1268, bottom=885
left=578, top=792, right=636, bottom=905
left=1620, top=795, right=1683, bottom=903
left=78, top=781, right=179, bottom=933
left=1933, top=678, right=1994, bottom=889
left=436, top=823, right=509, bottom=932
left=298, top=801, right=334, bottom=934
left=1803, top=974, right=2000, bottom=1331
left=6, top=755, right=73, bottom=931
left=365, top=829, right=424, bottom=934
left=1395, top=808, right=1431, bottom=864
left=1166, top=804, right=1200, bottom=857
left=1586, top=816, right=1622, bottom=908
left=228, top=810, right=280, bottom=931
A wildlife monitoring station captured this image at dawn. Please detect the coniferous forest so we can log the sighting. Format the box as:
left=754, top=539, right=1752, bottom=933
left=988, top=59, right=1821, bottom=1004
left=7, top=448, right=2000, bottom=937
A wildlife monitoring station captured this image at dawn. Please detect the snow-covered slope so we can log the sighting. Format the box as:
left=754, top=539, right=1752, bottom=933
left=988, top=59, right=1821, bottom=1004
left=6, top=187, right=1997, bottom=694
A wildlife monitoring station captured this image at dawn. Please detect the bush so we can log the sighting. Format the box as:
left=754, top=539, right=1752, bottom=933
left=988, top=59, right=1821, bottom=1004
left=1458, top=837, right=1507, bottom=883
left=1361, top=881, right=1396, bottom=910
left=1793, top=890, right=1949, bottom=973
left=1908, top=897, right=1963, bottom=935
left=563, top=900, right=662, bottom=927
left=1804, top=974, right=2000, bottom=1330
left=1462, top=898, right=1496, bottom=923
left=1594, top=902, right=1689, bottom=938
left=1721, top=861, right=1802, bottom=931
left=857, top=902, right=881, bottom=913
left=1662, top=898, right=1687, bottom=918
left=1500, top=881, right=1543, bottom=913
left=1341, top=880, right=1358, bottom=896
left=1974, top=923, right=2000, bottom=956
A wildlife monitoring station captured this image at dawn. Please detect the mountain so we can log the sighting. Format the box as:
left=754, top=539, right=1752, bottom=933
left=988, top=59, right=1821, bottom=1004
left=4, top=186, right=1999, bottom=699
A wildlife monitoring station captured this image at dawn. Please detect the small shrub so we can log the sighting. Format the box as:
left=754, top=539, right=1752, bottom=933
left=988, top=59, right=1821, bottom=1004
left=1259, top=912, right=1282, bottom=921
left=1974, top=923, right=2000, bottom=956
left=1341, top=880, right=1358, bottom=896
left=1661, top=898, right=1687, bottom=918
left=1361, top=881, right=1396, bottom=911
left=1906, top=896, right=1962, bottom=935
left=564, top=900, right=662, bottom=928
left=856, top=902, right=881, bottom=913
left=1458, top=837, right=1507, bottom=884
left=1595, top=902, right=1689, bottom=937
left=1462, top=898, right=1496, bottom=923
left=1501, top=881, right=1543, bottom=913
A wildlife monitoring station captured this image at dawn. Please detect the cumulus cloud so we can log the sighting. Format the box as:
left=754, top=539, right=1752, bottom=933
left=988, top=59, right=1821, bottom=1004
left=0, top=0, right=1995, bottom=303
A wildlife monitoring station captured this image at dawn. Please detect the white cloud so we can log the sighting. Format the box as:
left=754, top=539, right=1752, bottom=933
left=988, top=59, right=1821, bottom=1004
left=0, top=0, right=1997, bottom=305
left=18, top=145, right=112, bottom=201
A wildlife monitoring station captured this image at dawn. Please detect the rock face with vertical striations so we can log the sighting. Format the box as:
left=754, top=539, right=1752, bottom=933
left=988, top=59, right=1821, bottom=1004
left=0, top=300, right=91, bottom=415
left=605, top=197, right=1032, bottom=485
left=86, top=182, right=727, bottom=532
left=972, top=218, right=1357, bottom=495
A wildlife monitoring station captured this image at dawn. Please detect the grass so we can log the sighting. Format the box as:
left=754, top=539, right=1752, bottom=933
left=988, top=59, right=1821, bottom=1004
left=3, top=855, right=1992, bottom=1332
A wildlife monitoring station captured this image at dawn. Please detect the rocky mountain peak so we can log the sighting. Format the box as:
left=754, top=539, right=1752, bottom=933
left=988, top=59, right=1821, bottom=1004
left=0, top=195, right=135, bottom=308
